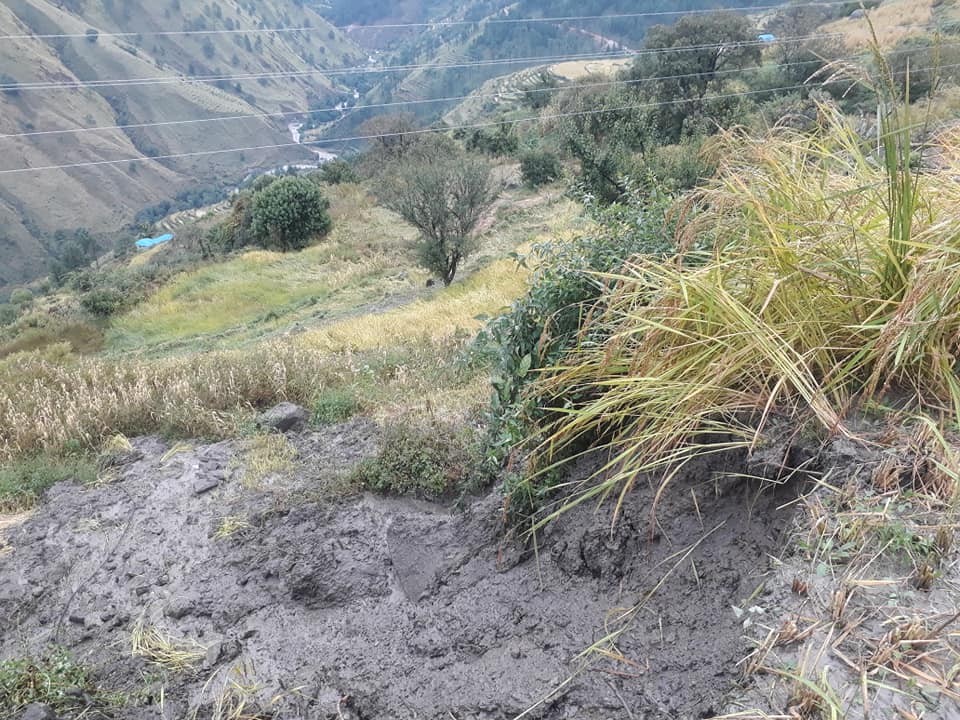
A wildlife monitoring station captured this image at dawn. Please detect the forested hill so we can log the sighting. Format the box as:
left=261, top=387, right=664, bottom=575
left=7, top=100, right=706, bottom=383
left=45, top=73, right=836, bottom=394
left=319, top=0, right=781, bottom=133
left=0, top=0, right=363, bottom=289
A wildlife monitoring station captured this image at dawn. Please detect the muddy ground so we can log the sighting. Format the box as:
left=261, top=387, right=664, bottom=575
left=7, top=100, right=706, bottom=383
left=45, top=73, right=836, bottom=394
left=0, top=419, right=799, bottom=719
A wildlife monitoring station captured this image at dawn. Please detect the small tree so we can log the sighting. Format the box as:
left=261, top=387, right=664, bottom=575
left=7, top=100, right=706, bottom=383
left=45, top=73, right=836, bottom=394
left=250, top=176, right=332, bottom=251
left=385, top=146, right=498, bottom=285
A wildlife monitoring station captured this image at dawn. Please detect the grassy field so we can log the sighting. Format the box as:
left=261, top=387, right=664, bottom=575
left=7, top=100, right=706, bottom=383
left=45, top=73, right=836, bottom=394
left=823, top=0, right=938, bottom=47
left=0, top=181, right=587, bottom=465
left=106, top=184, right=583, bottom=357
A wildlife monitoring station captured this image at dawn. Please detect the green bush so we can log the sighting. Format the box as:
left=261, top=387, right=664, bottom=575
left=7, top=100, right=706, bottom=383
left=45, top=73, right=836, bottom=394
left=520, top=149, right=562, bottom=187
left=351, top=416, right=471, bottom=497
left=8, top=288, right=32, bottom=306
left=318, top=159, right=359, bottom=185
left=0, top=454, right=97, bottom=511
left=479, top=184, right=679, bottom=500
left=312, top=386, right=360, bottom=425
left=250, top=176, right=332, bottom=251
left=0, top=304, right=19, bottom=327
left=81, top=288, right=128, bottom=318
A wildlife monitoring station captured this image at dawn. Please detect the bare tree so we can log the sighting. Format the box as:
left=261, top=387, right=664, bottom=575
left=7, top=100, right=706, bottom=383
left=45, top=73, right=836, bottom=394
left=385, top=145, right=498, bottom=286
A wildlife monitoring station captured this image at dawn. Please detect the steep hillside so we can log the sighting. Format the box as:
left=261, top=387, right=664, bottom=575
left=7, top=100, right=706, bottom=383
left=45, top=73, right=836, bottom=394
left=0, top=0, right=364, bottom=288
left=322, top=0, right=779, bottom=136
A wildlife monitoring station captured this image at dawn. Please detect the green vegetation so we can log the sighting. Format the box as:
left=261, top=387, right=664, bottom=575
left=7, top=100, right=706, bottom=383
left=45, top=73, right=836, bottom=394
left=318, top=159, right=360, bottom=185
left=351, top=414, right=475, bottom=497
left=312, top=386, right=361, bottom=425
left=520, top=149, right=562, bottom=187
left=250, top=177, right=333, bottom=252
left=0, top=455, right=97, bottom=512
left=0, top=649, right=105, bottom=716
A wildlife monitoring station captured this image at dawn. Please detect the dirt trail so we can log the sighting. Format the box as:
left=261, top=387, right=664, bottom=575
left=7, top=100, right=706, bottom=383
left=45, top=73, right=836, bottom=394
left=1, top=423, right=795, bottom=719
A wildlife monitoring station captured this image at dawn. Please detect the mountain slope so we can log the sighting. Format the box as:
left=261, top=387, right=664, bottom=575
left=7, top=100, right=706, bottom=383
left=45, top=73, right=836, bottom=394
left=0, top=0, right=364, bottom=288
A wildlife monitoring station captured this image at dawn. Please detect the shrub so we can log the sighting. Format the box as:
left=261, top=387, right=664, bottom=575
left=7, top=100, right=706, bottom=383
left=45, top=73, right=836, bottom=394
left=0, top=304, right=18, bottom=327
left=383, top=143, right=497, bottom=285
left=250, top=176, right=332, bottom=251
left=520, top=101, right=960, bottom=524
left=8, top=288, right=32, bottom=306
left=351, top=415, right=472, bottom=497
left=81, top=288, right=129, bottom=318
left=312, top=386, right=360, bottom=425
left=318, top=159, right=359, bottom=185
left=520, top=149, right=562, bottom=187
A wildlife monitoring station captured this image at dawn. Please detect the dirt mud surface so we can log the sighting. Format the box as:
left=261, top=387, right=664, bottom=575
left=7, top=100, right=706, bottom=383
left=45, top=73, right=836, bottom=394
left=1, top=422, right=796, bottom=719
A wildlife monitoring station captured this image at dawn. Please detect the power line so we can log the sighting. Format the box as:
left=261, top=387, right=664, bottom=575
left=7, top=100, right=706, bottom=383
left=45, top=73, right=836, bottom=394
left=0, top=2, right=871, bottom=42
left=0, top=50, right=903, bottom=141
left=0, top=49, right=632, bottom=91
left=0, top=79, right=856, bottom=176
left=0, top=32, right=852, bottom=92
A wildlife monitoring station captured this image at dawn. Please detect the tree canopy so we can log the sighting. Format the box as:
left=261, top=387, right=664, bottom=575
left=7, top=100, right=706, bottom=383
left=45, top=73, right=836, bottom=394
left=384, top=144, right=498, bottom=285
left=250, top=177, right=332, bottom=251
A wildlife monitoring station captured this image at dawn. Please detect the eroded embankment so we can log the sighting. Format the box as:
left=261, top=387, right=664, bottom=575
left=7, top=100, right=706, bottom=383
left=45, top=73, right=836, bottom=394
left=0, top=422, right=796, bottom=719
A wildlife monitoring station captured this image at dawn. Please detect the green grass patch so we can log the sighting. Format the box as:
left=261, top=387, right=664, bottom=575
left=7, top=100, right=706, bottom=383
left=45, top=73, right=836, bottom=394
left=0, top=649, right=109, bottom=716
left=0, top=455, right=97, bottom=512
left=312, top=385, right=361, bottom=425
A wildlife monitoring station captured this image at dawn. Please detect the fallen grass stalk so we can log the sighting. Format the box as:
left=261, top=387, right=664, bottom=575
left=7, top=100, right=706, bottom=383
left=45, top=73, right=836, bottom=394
left=130, top=620, right=206, bottom=672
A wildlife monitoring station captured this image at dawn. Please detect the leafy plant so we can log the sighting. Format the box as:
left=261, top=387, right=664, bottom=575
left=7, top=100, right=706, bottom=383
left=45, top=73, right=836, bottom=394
left=520, top=149, right=562, bottom=187
left=480, top=183, right=677, bottom=502
left=312, top=386, right=360, bottom=425
left=0, top=649, right=96, bottom=714
left=351, top=415, right=473, bottom=497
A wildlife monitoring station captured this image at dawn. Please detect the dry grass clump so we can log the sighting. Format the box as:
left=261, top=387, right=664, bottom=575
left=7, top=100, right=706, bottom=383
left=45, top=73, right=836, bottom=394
left=130, top=620, right=206, bottom=672
left=233, top=434, right=298, bottom=490
left=525, top=101, right=960, bottom=525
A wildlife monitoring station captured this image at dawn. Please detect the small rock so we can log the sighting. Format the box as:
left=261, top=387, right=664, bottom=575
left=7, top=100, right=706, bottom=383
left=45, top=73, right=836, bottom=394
left=164, top=598, right=194, bottom=620
left=67, top=614, right=85, bottom=626
left=256, top=402, right=308, bottom=433
left=193, top=475, right=220, bottom=495
left=19, top=704, right=58, bottom=720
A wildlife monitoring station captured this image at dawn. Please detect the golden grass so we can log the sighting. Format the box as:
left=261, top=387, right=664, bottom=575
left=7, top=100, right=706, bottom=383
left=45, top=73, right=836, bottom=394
left=823, top=0, right=933, bottom=48
left=0, top=256, right=528, bottom=459
left=233, top=434, right=298, bottom=490
left=130, top=620, right=206, bottom=672
left=297, top=257, right=529, bottom=353
left=549, top=58, right=631, bottom=81
left=524, top=102, right=960, bottom=526
left=214, top=515, right=252, bottom=540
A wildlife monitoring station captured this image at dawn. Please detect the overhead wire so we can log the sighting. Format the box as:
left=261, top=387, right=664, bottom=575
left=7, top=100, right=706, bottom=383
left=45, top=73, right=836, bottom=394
left=0, top=45, right=931, bottom=141
left=0, top=31, right=857, bottom=92
left=0, top=77, right=880, bottom=176
left=0, top=1, right=878, bottom=42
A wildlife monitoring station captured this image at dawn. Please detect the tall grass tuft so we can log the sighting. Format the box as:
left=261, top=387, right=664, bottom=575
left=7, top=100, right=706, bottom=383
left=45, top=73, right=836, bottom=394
left=524, top=100, right=960, bottom=524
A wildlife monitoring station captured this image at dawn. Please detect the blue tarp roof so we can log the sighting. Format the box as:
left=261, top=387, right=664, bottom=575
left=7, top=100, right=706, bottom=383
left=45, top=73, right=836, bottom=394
left=136, top=233, right=174, bottom=249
